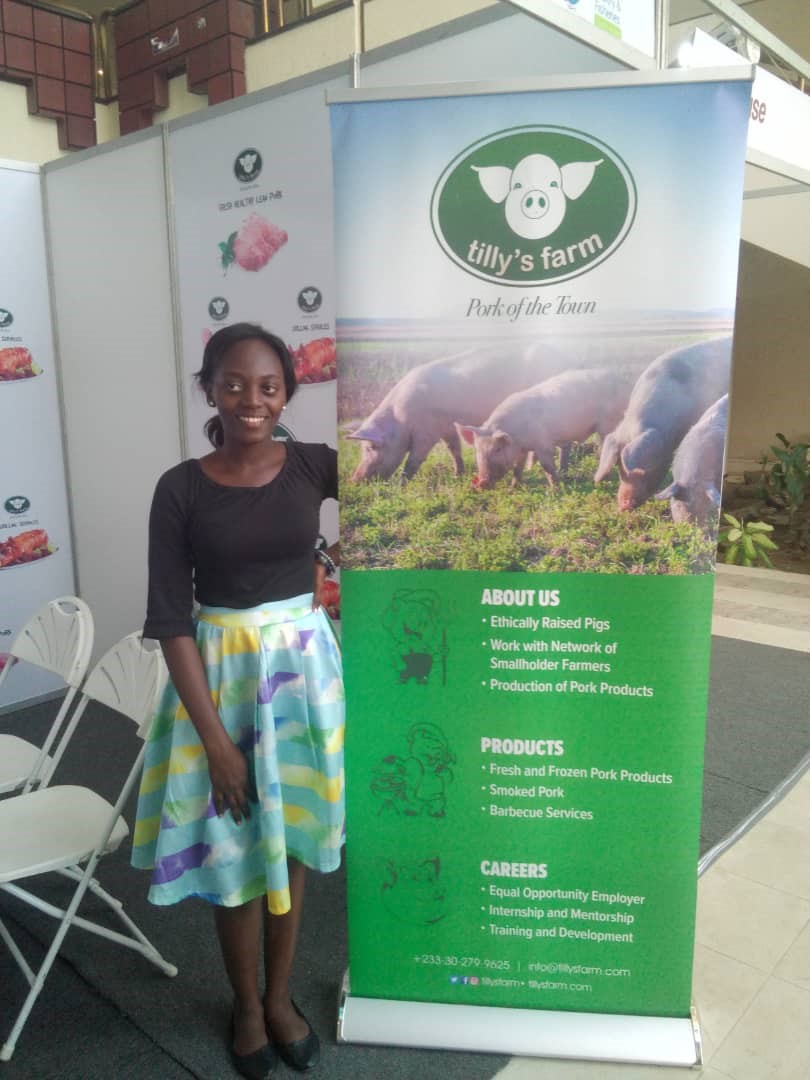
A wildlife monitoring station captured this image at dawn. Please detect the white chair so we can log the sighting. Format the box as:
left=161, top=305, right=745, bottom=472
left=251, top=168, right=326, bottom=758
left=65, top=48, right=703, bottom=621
left=0, top=596, right=94, bottom=794
left=0, top=631, right=178, bottom=1062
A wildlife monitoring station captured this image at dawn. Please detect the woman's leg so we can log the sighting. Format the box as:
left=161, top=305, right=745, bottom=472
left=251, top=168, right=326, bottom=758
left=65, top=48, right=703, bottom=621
left=263, top=857, right=310, bottom=1042
left=214, top=898, right=269, bottom=1054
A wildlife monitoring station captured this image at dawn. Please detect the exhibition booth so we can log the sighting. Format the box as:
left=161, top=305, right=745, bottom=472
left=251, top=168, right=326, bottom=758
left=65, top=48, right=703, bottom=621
left=1, top=0, right=808, bottom=1069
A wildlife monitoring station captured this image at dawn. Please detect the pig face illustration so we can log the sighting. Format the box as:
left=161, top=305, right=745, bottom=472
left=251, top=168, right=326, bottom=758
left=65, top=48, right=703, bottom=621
left=238, top=151, right=259, bottom=177
left=473, top=154, right=603, bottom=241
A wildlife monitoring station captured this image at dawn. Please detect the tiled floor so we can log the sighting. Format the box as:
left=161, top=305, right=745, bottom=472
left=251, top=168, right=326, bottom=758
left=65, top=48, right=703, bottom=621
left=494, top=564, right=810, bottom=1079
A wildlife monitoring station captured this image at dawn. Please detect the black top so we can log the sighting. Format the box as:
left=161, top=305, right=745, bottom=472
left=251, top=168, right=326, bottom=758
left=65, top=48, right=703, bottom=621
left=144, top=441, right=337, bottom=639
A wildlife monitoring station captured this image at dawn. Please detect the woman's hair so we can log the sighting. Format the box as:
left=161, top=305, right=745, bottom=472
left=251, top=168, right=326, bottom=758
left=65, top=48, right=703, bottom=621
left=195, top=322, right=297, bottom=448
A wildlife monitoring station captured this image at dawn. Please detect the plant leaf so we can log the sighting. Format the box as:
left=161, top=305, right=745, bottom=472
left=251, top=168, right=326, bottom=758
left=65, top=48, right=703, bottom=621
left=752, top=534, right=778, bottom=550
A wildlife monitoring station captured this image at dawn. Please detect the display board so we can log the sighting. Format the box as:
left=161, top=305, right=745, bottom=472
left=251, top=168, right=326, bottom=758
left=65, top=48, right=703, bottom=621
left=168, top=83, right=341, bottom=545
left=507, top=0, right=657, bottom=59
left=0, top=161, right=75, bottom=705
left=330, top=69, right=751, bottom=1058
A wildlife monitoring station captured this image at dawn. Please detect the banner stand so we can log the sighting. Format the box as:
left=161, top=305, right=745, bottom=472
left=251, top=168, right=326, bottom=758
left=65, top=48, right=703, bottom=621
left=338, top=972, right=703, bottom=1067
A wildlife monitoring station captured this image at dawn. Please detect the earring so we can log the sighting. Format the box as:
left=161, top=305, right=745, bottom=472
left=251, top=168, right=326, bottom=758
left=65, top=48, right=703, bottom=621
left=207, top=398, right=215, bottom=407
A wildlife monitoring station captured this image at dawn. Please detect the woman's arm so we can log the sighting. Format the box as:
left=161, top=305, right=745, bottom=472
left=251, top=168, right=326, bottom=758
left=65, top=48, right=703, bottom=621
left=160, top=636, right=252, bottom=823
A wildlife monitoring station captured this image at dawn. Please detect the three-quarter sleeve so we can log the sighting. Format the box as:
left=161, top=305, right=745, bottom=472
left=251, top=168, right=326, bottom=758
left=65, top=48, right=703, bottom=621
left=143, top=466, right=195, bottom=639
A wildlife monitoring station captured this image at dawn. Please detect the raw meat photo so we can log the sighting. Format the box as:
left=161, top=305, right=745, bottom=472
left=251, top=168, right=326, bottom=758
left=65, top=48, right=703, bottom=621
left=290, top=338, right=336, bottom=384
left=219, top=213, right=288, bottom=272
left=0, top=529, right=56, bottom=569
left=0, top=347, right=41, bottom=381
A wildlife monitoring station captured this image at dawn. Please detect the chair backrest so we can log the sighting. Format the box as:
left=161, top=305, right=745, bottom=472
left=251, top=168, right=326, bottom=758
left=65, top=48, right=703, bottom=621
left=80, top=632, right=168, bottom=740
left=4, top=596, right=94, bottom=690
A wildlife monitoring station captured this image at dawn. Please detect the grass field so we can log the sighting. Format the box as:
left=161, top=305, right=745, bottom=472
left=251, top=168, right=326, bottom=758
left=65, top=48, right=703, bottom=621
left=339, top=435, right=718, bottom=575
left=336, top=329, right=726, bottom=575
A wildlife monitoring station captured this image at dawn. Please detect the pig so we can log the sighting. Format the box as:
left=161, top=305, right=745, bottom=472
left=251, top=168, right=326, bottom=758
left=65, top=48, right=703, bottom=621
left=655, top=395, right=728, bottom=524
left=593, top=336, right=732, bottom=511
left=454, top=368, right=635, bottom=489
left=473, top=154, right=603, bottom=241
left=348, top=343, right=570, bottom=481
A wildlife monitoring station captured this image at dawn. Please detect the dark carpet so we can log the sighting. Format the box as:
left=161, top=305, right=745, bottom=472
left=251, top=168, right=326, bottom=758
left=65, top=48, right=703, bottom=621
left=1, top=635, right=808, bottom=1079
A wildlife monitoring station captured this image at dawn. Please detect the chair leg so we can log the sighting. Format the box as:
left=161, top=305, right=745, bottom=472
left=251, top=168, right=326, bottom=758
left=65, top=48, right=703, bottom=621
left=0, top=845, right=177, bottom=1061
left=57, top=867, right=178, bottom=976
left=0, top=915, right=35, bottom=986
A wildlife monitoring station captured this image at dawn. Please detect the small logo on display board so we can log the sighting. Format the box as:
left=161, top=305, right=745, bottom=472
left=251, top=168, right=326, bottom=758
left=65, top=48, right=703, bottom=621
left=431, top=126, right=636, bottom=286
left=234, top=148, right=263, bottom=184
left=297, top=287, right=323, bottom=314
left=4, top=496, right=30, bottom=515
left=0, top=309, right=12, bottom=329
left=208, top=297, right=230, bottom=321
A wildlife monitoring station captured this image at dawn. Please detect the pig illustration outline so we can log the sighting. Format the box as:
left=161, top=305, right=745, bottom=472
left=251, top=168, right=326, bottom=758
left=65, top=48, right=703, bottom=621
left=473, top=153, right=603, bottom=241
left=382, top=589, right=446, bottom=685
left=370, top=723, right=456, bottom=818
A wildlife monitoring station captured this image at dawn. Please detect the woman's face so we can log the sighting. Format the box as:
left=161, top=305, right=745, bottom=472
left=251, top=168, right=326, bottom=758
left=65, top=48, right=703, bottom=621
left=209, top=338, right=287, bottom=447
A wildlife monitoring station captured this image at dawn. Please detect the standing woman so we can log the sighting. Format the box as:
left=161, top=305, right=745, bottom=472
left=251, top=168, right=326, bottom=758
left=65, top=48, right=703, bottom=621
left=132, top=323, right=343, bottom=1078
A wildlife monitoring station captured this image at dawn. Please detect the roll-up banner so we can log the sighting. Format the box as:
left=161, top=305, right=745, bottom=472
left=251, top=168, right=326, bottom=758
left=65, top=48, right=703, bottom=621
left=0, top=162, right=75, bottom=707
left=329, top=70, right=751, bottom=1065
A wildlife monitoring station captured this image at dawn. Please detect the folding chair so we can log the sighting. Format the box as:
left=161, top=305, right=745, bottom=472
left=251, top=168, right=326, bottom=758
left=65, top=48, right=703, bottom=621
left=0, top=631, right=178, bottom=1062
left=0, top=596, right=94, bottom=794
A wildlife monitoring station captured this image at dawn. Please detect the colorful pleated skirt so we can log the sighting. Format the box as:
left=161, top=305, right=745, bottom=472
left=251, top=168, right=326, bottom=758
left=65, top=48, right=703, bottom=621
left=131, top=595, right=344, bottom=914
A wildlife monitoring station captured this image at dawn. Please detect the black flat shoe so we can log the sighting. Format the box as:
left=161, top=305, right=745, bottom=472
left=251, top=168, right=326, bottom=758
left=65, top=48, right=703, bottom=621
left=269, top=1000, right=320, bottom=1072
left=229, top=1014, right=277, bottom=1079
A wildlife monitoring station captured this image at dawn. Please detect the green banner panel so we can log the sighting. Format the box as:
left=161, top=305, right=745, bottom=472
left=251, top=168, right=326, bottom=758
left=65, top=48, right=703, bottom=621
left=343, top=569, right=713, bottom=1016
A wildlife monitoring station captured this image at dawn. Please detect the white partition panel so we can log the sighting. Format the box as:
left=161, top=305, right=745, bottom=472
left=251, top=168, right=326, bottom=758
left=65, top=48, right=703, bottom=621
left=43, top=131, right=181, bottom=658
left=0, top=161, right=75, bottom=708
left=362, top=7, right=626, bottom=84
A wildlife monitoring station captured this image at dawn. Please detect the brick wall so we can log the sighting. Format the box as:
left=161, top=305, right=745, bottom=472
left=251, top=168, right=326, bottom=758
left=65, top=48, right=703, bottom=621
left=0, top=0, right=96, bottom=150
left=115, top=0, right=258, bottom=136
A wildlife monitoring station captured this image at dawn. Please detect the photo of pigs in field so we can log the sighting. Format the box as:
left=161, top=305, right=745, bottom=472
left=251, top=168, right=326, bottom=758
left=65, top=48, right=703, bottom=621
left=337, top=327, right=733, bottom=575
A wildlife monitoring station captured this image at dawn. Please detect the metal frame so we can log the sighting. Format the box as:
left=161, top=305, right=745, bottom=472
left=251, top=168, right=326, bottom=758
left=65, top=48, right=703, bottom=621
left=328, top=62, right=753, bottom=106
left=503, top=0, right=662, bottom=69
left=338, top=971, right=703, bottom=1066
left=697, top=0, right=810, bottom=83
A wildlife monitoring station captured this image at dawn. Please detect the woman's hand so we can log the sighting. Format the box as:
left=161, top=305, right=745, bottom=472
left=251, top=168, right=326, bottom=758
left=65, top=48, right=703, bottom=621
left=312, top=540, right=340, bottom=610
left=312, top=559, right=327, bottom=610
left=160, top=636, right=253, bottom=824
left=206, top=734, right=252, bottom=824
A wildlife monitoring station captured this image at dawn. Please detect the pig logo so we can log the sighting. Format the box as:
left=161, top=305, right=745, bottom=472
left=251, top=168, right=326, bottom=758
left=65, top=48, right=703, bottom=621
left=208, top=297, right=229, bottom=321
left=431, top=126, right=636, bottom=286
left=234, top=148, right=263, bottom=184
left=4, top=496, right=30, bottom=515
left=472, top=154, right=602, bottom=241
left=297, top=287, right=323, bottom=314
